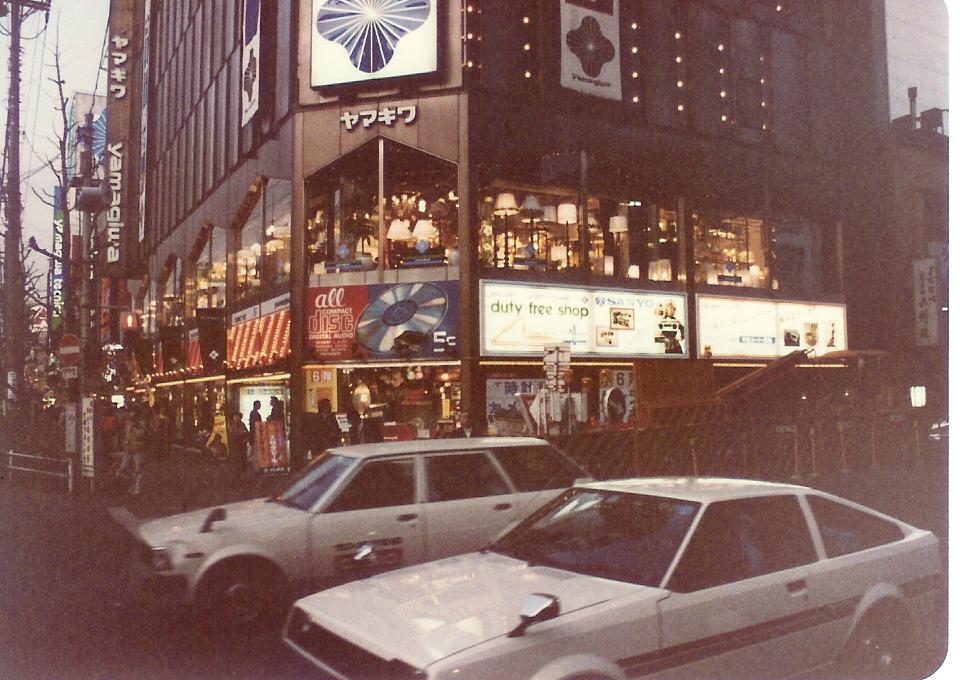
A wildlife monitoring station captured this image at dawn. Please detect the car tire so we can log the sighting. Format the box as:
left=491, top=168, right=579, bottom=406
left=197, top=559, right=289, bottom=634
left=836, top=606, right=912, bottom=680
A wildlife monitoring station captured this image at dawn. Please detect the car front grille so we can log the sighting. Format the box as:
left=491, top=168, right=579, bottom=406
left=286, top=607, right=425, bottom=680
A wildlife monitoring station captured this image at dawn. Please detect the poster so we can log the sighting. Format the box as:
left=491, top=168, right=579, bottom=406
left=306, top=280, right=459, bottom=361
left=253, top=420, right=288, bottom=473
left=311, top=0, right=439, bottom=88
left=480, top=281, right=686, bottom=357
left=560, top=0, right=622, bottom=101
left=486, top=378, right=545, bottom=435
left=241, top=0, right=261, bottom=126
left=697, top=295, right=847, bottom=359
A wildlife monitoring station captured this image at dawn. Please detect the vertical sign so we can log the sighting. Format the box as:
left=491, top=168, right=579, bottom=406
left=913, top=258, right=939, bottom=346
left=560, top=0, right=622, bottom=101
left=51, top=187, right=65, bottom=332
left=241, top=0, right=261, bottom=126
left=138, top=0, right=151, bottom=242
left=65, top=403, right=78, bottom=454
left=81, top=397, right=95, bottom=478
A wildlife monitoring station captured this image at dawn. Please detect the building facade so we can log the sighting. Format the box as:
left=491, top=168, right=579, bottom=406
left=112, top=0, right=899, bottom=469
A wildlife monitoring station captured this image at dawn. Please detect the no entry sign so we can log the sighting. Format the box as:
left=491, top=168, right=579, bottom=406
left=59, top=334, right=81, bottom=366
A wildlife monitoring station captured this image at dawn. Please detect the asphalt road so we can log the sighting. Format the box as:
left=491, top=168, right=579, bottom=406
left=0, top=453, right=950, bottom=680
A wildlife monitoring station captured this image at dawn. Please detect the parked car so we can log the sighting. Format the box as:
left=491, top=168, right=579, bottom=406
left=114, top=437, right=587, bottom=629
left=285, top=477, right=943, bottom=680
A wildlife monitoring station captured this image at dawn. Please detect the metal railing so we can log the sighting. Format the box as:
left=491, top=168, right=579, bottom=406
left=5, top=450, right=74, bottom=492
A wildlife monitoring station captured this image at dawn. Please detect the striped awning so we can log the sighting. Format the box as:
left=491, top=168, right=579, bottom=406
left=227, top=307, right=291, bottom=370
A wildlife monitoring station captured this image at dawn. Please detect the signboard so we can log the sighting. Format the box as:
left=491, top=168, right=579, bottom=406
left=65, top=403, right=78, bottom=454
left=306, top=280, right=459, bottom=361
left=486, top=377, right=545, bottom=436
left=696, top=295, right=847, bottom=359
left=480, top=281, right=687, bottom=357
left=241, top=0, right=261, bottom=126
left=340, top=104, right=417, bottom=131
left=51, top=187, right=65, bottom=332
left=560, top=0, right=622, bottom=101
left=912, top=258, right=939, bottom=346
left=59, top=334, right=82, bottom=366
left=81, top=397, right=95, bottom=478
left=311, top=0, right=439, bottom=89
left=61, top=366, right=79, bottom=380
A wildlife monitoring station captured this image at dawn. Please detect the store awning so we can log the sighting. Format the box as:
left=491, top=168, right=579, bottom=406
left=227, top=307, right=291, bottom=370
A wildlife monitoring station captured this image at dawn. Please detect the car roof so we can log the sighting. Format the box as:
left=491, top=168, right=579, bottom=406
left=329, top=437, right=554, bottom=459
left=579, top=477, right=813, bottom=504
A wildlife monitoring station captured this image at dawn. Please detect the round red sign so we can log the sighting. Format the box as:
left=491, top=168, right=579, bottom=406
left=59, top=333, right=82, bottom=366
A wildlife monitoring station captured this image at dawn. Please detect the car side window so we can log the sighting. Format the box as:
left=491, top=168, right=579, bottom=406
left=667, top=496, right=817, bottom=593
left=806, top=495, right=905, bottom=558
left=491, top=446, right=584, bottom=492
left=426, top=453, right=510, bottom=502
left=325, top=458, right=415, bottom=512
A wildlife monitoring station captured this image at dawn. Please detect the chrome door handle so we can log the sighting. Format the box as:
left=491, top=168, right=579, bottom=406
left=785, top=578, right=808, bottom=595
left=494, top=503, right=512, bottom=511
left=397, top=513, right=418, bottom=522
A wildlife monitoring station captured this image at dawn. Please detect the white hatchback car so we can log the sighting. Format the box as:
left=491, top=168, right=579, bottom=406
left=285, top=477, right=943, bottom=680
left=116, top=437, right=587, bottom=628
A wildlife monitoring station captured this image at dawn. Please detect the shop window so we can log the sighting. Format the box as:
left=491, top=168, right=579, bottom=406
left=426, top=453, right=510, bottom=502
left=305, top=139, right=457, bottom=281
left=326, top=458, right=416, bottom=512
left=693, top=212, right=768, bottom=288
left=195, top=225, right=227, bottom=309
left=233, top=178, right=292, bottom=301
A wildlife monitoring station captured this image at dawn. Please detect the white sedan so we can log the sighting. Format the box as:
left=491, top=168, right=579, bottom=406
left=114, top=437, right=587, bottom=629
left=285, top=477, right=943, bottom=680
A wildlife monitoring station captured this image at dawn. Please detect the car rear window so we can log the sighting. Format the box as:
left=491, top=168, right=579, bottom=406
left=806, top=495, right=905, bottom=558
left=491, top=445, right=585, bottom=492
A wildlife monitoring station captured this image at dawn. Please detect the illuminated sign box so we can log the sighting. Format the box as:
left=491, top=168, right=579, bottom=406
left=697, top=295, right=847, bottom=359
left=311, top=0, right=440, bottom=89
left=480, top=280, right=688, bottom=358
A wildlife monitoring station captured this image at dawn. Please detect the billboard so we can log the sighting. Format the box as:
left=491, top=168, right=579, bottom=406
left=241, top=0, right=261, bottom=126
left=480, top=280, right=687, bottom=357
left=560, top=0, right=622, bottom=101
left=311, top=0, right=439, bottom=89
left=306, top=280, right=459, bottom=361
left=697, top=295, right=847, bottom=359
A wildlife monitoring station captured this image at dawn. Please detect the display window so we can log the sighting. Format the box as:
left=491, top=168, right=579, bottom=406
left=304, top=138, right=458, bottom=281
left=195, top=225, right=227, bottom=309
left=234, top=382, right=291, bottom=473
left=233, top=179, right=293, bottom=302
left=693, top=211, right=768, bottom=288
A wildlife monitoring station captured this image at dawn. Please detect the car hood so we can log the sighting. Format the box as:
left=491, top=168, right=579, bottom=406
left=291, top=551, right=654, bottom=669
left=137, top=497, right=302, bottom=546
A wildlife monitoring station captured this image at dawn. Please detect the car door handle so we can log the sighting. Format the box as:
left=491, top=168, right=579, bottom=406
left=397, top=513, right=418, bottom=522
left=785, top=578, right=808, bottom=595
left=494, top=503, right=512, bottom=511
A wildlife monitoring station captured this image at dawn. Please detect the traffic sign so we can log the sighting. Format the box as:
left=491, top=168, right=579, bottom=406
left=59, top=334, right=81, bottom=366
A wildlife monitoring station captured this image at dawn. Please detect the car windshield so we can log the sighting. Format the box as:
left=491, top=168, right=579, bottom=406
left=490, top=488, right=700, bottom=587
left=273, top=452, right=355, bottom=511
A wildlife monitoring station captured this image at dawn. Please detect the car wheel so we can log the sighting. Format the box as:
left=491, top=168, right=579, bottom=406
left=198, top=560, right=288, bottom=633
left=838, top=608, right=911, bottom=680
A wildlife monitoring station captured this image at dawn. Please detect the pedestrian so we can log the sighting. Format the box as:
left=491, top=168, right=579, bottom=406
left=119, top=404, right=149, bottom=495
left=446, top=412, right=476, bottom=438
left=248, top=400, right=263, bottom=433
left=267, top=396, right=285, bottom=422
left=309, top=398, right=341, bottom=456
left=226, top=411, right=250, bottom=476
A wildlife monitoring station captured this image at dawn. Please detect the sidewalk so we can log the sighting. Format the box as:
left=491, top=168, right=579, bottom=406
left=5, top=447, right=294, bottom=519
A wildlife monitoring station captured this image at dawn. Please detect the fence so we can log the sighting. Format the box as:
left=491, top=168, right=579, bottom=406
left=5, top=451, right=74, bottom=492
left=548, top=410, right=928, bottom=482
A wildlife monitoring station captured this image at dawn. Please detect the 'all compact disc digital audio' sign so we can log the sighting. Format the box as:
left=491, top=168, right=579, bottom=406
left=311, top=0, right=440, bottom=89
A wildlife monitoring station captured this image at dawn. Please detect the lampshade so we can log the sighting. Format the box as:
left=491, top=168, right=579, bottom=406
left=412, top=219, right=436, bottom=240
left=386, top=219, right=412, bottom=240
left=587, top=213, right=599, bottom=228
left=550, top=244, right=567, bottom=262
left=236, top=248, right=252, bottom=261
left=603, top=255, right=615, bottom=276
left=627, top=264, right=641, bottom=279
left=557, top=203, right=578, bottom=225
left=608, top=215, right=629, bottom=234
left=542, top=205, right=558, bottom=223
left=520, top=194, right=542, bottom=218
left=250, top=243, right=262, bottom=256
left=493, top=192, right=519, bottom=216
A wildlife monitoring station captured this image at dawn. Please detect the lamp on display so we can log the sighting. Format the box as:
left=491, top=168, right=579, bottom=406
left=519, top=194, right=543, bottom=257
left=412, top=218, right=437, bottom=254
left=558, top=203, right=578, bottom=268
left=387, top=219, right=412, bottom=267
left=493, top=192, right=519, bottom=267
left=609, top=215, right=628, bottom=277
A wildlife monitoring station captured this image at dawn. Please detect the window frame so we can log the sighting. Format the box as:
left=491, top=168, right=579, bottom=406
left=423, top=450, right=514, bottom=503
left=804, top=494, right=908, bottom=560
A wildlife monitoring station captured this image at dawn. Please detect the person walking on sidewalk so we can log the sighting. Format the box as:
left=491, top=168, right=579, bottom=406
left=226, top=411, right=250, bottom=478
left=123, top=405, right=149, bottom=495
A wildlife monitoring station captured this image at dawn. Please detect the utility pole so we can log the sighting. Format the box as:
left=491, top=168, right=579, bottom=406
left=2, top=0, right=52, bottom=411
left=77, top=113, right=95, bottom=398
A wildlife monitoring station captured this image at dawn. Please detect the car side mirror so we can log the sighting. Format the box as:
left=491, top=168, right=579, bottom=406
left=507, top=593, right=560, bottom=638
left=200, top=507, right=226, bottom=533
